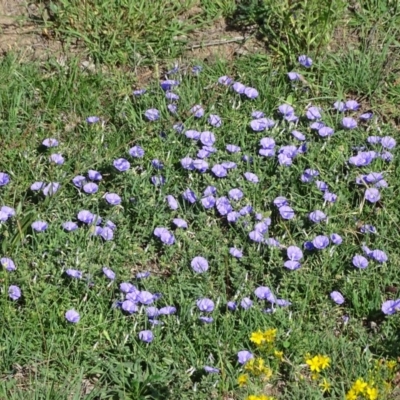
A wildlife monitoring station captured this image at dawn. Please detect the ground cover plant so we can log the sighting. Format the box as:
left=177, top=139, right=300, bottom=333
left=0, top=46, right=400, bottom=399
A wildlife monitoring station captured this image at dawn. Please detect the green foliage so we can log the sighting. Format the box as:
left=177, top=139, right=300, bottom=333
left=232, top=0, right=347, bottom=61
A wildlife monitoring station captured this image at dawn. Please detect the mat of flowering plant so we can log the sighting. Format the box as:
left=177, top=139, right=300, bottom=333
left=0, top=55, right=399, bottom=399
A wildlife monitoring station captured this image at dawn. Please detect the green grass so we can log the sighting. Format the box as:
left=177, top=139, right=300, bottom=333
left=1, top=0, right=400, bottom=399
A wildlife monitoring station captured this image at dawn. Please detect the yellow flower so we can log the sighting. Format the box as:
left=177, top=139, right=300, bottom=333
left=246, top=396, right=259, bottom=400
left=345, top=389, right=358, bottom=400
left=352, top=378, right=368, bottom=394
left=311, top=373, right=319, bottom=381
left=366, top=386, right=378, bottom=400
left=261, top=366, right=273, bottom=380
left=250, top=330, right=265, bottom=346
left=274, top=350, right=283, bottom=361
left=306, top=356, right=321, bottom=372
left=319, top=378, right=331, bottom=393
left=317, top=355, right=331, bottom=370
left=263, top=328, right=277, bottom=343
left=237, top=374, right=248, bottom=387
left=387, top=360, right=397, bottom=369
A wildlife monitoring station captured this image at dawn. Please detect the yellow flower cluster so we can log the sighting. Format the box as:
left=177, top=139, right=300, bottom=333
left=305, top=354, right=331, bottom=373
left=245, top=357, right=273, bottom=379
left=250, top=329, right=277, bottom=347
left=246, top=395, right=274, bottom=400
left=346, top=378, right=378, bottom=400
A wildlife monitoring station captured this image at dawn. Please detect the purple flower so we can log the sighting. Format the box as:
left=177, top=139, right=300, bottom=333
left=380, top=136, right=396, bottom=149
left=334, top=101, right=346, bottom=112
left=309, top=210, right=327, bottom=223
left=103, top=267, right=115, bottom=280
left=237, top=350, right=253, bottom=365
left=146, top=307, right=159, bottom=318
left=265, top=238, right=280, bottom=247
left=306, top=106, right=322, bottom=120
left=32, top=221, right=48, bottom=232
left=88, top=170, right=102, bottom=181
left=138, top=330, right=154, bottom=343
left=151, top=159, right=164, bottom=170
left=284, top=260, right=301, bottom=270
left=105, top=220, right=116, bottom=231
left=159, top=306, right=176, bottom=315
left=1, top=257, right=16, bottom=271
left=66, top=269, right=82, bottom=278
left=324, top=192, right=337, bottom=202
left=240, top=297, right=253, bottom=309
left=278, top=104, right=294, bottom=116
left=216, top=197, right=232, bottom=215
left=310, top=122, right=325, bottom=130
left=190, top=105, right=204, bottom=118
left=113, top=158, right=130, bottom=172
left=191, top=256, right=209, bottom=273
left=199, top=131, right=215, bottom=146
left=298, top=55, right=312, bottom=67
left=288, top=71, right=301, bottom=80
left=345, top=100, right=359, bottom=111
left=273, top=196, right=289, bottom=208
left=212, top=164, right=227, bottom=178
left=42, top=138, right=58, bottom=148
left=201, top=196, right=216, bottom=209
left=204, top=366, right=220, bottom=374
left=352, top=254, right=369, bottom=269
left=136, top=271, right=150, bottom=279
left=199, top=316, right=213, bottom=323
left=0, top=206, right=13, bottom=217
left=160, top=79, right=179, bottom=91
left=208, top=114, right=222, bottom=127
left=254, top=286, right=273, bottom=301
left=65, top=309, right=80, bottom=323
left=360, top=112, right=373, bottom=120
left=360, top=224, right=377, bottom=234
left=250, top=118, right=275, bottom=131
left=183, top=189, right=197, bottom=204
left=49, top=153, right=65, bottom=165
left=232, top=82, right=246, bottom=94
left=278, top=154, right=292, bottom=166
left=228, top=188, right=243, bottom=201
left=315, top=181, right=328, bottom=192
left=229, top=247, right=243, bottom=258
left=83, top=182, right=98, bottom=194
left=371, top=250, right=388, bottom=263
left=365, top=188, right=380, bottom=203
left=8, top=285, right=21, bottom=300
left=382, top=300, right=400, bottom=315
left=173, top=218, right=187, bottom=229
left=226, top=211, right=240, bottom=223
left=129, top=145, right=145, bottom=158
left=218, top=76, right=233, bottom=85
left=120, top=282, right=137, bottom=293
left=138, top=291, right=155, bottom=305
left=145, top=108, right=160, bottom=121
left=342, top=117, right=357, bottom=129
left=251, top=111, right=264, bottom=119
left=77, top=210, right=94, bottom=224
left=30, top=181, right=44, bottom=191
left=330, top=233, right=342, bottom=245
left=104, top=193, right=121, bottom=205
left=227, top=301, right=237, bottom=311
left=291, top=130, right=305, bottom=141
left=100, top=227, right=114, bottom=241
left=204, top=186, right=217, bottom=196
left=318, top=126, right=334, bottom=137
left=226, top=144, right=241, bottom=153
left=86, top=116, right=100, bottom=123
left=312, top=235, right=329, bottom=249
left=192, top=65, right=202, bottom=74
left=43, top=182, right=60, bottom=196
left=151, top=176, right=166, bottom=186
left=279, top=206, right=295, bottom=220
left=122, top=300, right=138, bottom=313
left=166, top=195, right=178, bottom=210
left=249, top=230, right=263, bottom=242
left=197, top=298, right=214, bottom=312
left=165, top=92, right=179, bottom=101
left=244, top=87, right=259, bottom=99
left=287, top=246, right=303, bottom=261
left=330, top=291, right=345, bottom=305
left=133, top=89, right=146, bottom=96
left=72, top=176, right=85, bottom=188
left=367, top=136, right=381, bottom=144
left=154, top=227, right=175, bottom=245
left=244, top=172, right=259, bottom=183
